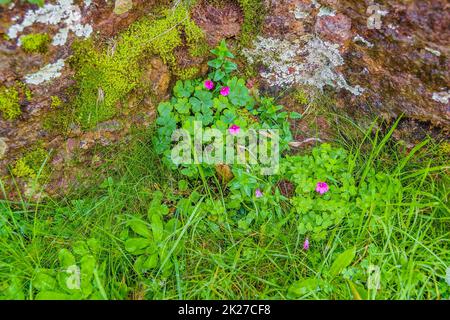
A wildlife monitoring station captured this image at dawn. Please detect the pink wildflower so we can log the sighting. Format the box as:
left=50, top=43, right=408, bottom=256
left=303, top=238, right=310, bottom=250
left=255, top=189, right=263, bottom=198
left=204, top=80, right=214, bottom=90
left=220, top=86, right=230, bottom=96
left=315, top=182, right=329, bottom=195
left=229, top=124, right=240, bottom=135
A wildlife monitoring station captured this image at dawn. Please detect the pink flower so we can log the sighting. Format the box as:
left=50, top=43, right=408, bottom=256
left=220, top=86, right=230, bottom=96
left=204, top=80, right=214, bottom=90
left=315, top=182, right=329, bottom=195
left=303, top=238, right=310, bottom=250
left=255, top=189, right=263, bottom=198
left=228, top=124, right=240, bottom=135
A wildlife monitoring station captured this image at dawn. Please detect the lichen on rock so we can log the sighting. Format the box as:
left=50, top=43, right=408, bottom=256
left=432, top=91, right=450, bottom=105
left=24, top=59, right=66, bottom=85
left=242, top=36, right=364, bottom=95
left=7, top=0, right=93, bottom=47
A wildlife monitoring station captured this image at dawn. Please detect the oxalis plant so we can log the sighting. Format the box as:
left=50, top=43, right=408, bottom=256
left=154, top=39, right=404, bottom=244
left=154, top=40, right=300, bottom=179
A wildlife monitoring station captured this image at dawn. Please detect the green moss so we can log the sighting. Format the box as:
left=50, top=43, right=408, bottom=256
left=174, top=66, right=200, bottom=80
left=11, top=146, right=49, bottom=180
left=20, top=33, right=50, bottom=53
left=293, top=89, right=310, bottom=106
left=50, top=96, right=62, bottom=108
left=70, top=4, right=206, bottom=129
left=0, top=86, right=21, bottom=120
left=237, top=0, right=264, bottom=45
left=440, top=142, right=450, bottom=155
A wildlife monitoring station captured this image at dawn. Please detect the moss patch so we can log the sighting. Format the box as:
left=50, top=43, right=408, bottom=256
left=20, top=33, right=50, bottom=53
left=237, top=0, right=264, bottom=45
left=50, top=95, right=62, bottom=108
left=69, top=4, right=207, bottom=130
left=0, top=86, right=21, bottom=120
left=11, top=146, right=49, bottom=180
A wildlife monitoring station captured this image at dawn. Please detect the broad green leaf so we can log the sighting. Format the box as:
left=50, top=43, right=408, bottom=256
left=128, top=219, right=151, bottom=238
left=151, top=214, right=164, bottom=242
left=58, top=249, right=76, bottom=268
left=287, top=278, right=321, bottom=298
left=33, top=272, right=57, bottom=291
left=144, top=253, right=159, bottom=269
left=178, top=179, right=188, bottom=191
left=330, top=247, right=356, bottom=276
left=124, top=238, right=151, bottom=254
left=207, top=58, right=222, bottom=69
left=87, top=238, right=101, bottom=254
left=223, top=61, right=237, bottom=73
left=213, top=69, right=225, bottom=81
left=72, top=241, right=90, bottom=256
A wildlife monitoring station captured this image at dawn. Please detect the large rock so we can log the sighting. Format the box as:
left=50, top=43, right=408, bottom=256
left=252, top=0, right=450, bottom=129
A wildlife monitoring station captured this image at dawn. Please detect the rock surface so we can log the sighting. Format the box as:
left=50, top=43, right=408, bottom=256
left=256, top=0, right=450, bottom=127
left=0, top=0, right=448, bottom=199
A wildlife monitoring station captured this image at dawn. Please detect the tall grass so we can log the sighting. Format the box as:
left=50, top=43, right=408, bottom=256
left=0, top=119, right=448, bottom=300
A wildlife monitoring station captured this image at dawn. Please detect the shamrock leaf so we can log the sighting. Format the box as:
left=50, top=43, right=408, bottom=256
left=173, top=80, right=194, bottom=98
left=157, top=102, right=173, bottom=116
left=213, top=96, right=230, bottom=113
left=174, top=98, right=191, bottom=114
left=190, top=90, right=213, bottom=113
left=227, top=77, right=252, bottom=107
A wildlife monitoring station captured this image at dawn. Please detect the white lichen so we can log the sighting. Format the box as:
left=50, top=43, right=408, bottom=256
left=446, top=267, right=450, bottom=286
left=425, top=47, right=441, bottom=57
left=432, top=91, right=450, bottom=104
left=242, top=36, right=364, bottom=95
left=293, top=5, right=310, bottom=19
left=311, top=0, right=321, bottom=9
left=24, top=59, right=65, bottom=85
left=318, top=7, right=335, bottom=17
left=353, top=34, right=374, bottom=48
left=8, top=0, right=93, bottom=46
left=0, top=137, right=8, bottom=160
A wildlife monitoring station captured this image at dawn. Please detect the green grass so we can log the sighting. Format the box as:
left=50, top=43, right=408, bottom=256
left=0, top=116, right=448, bottom=299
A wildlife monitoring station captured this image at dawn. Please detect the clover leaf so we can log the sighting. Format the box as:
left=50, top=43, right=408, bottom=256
left=173, top=80, right=194, bottom=98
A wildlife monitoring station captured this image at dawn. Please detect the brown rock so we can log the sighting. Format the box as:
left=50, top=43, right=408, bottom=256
left=315, top=13, right=353, bottom=44
left=192, top=0, right=243, bottom=46
left=141, top=57, right=171, bottom=99
left=114, top=0, right=134, bottom=15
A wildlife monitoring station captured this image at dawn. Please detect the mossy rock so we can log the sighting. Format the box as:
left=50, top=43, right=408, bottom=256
left=0, top=86, right=21, bottom=120
left=11, top=146, right=49, bottom=180
left=20, top=33, right=51, bottom=53
left=69, top=4, right=207, bottom=130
